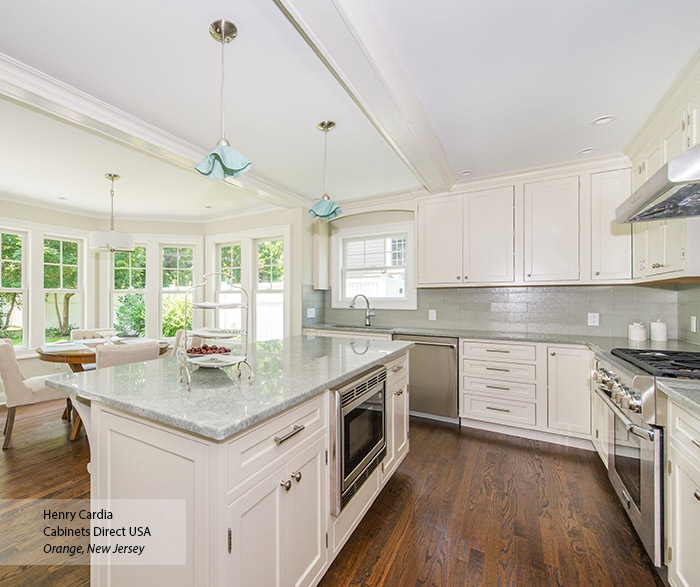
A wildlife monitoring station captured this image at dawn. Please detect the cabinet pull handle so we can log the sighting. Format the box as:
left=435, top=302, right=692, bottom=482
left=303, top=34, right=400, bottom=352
left=274, top=424, right=305, bottom=445
left=485, top=349, right=509, bottom=353
left=486, top=385, right=510, bottom=391
left=486, top=406, right=511, bottom=413
left=291, top=471, right=302, bottom=483
left=486, top=367, right=510, bottom=372
left=281, top=480, right=292, bottom=492
left=391, top=365, right=404, bottom=373
left=692, top=439, right=700, bottom=450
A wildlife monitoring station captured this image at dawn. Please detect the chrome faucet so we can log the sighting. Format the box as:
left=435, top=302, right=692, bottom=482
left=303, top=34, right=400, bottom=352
left=349, top=294, right=375, bottom=327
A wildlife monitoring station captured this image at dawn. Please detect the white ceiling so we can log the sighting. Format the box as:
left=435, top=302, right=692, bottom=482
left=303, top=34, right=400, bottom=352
left=370, top=0, right=700, bottom=179
left=0, top=0, right=421, bottom=218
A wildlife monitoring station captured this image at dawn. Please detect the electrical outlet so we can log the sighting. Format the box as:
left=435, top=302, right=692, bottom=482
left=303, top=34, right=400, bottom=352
left=587, top=312, right=600, bottom=327
left=692, top=316, right=697, bottom=333
left=306, top=308, right=316, bottom=319
left=428, top=309, right=437, bottom=321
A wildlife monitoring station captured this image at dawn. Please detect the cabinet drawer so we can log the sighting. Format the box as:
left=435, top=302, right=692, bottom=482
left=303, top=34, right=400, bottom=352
left=462, top=340, right=536, bottom=363
left=462, top=376, right=536, bottom=401
left=385, top=353, right=408, bottom=387
left=669, top=401, right=700, bottom=463
left=461, top=394, right=536, bottom=427
left=228, top=394, right=327, bottom=491
left=462, top=358, right=536, bottom=382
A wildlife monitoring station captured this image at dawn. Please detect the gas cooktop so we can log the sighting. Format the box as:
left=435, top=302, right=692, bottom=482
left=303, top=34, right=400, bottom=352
left=611, top=348, right=700, bottom=379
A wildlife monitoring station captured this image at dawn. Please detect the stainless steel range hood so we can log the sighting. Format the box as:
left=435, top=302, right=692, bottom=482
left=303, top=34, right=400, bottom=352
left=615, top=142, right=700, bottom=223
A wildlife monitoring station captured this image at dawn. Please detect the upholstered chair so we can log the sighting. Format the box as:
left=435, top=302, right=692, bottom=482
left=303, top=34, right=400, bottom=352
left=0, top=339, right=68, bottom=449
left=96, top=341, right=161, bottom=369
left=70, top=328, right=116, bottom=341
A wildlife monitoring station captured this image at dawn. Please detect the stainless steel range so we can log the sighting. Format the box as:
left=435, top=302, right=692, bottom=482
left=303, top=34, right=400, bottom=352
left=593, top=347, right=700, bottom=569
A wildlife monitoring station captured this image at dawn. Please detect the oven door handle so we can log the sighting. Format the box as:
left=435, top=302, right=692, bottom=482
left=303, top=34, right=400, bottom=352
left=594, top=386, right=655, bottom=442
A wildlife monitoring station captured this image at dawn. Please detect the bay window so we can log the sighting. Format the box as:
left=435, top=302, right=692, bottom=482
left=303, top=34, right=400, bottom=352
left=112, top=246, right=147, bottom=337
left=43, top=237, right=82, bottom=341
left=255, top=238, right=284, bottom=341
left=0, top=231, right=25, bottom=347
left=160, top=246, right=193, bottom=337
left=217, top=243, right=243, bottom=331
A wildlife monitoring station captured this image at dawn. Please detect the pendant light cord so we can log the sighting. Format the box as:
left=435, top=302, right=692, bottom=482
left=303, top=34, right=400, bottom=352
left=323, top=127, right=328, bottom=195
left=109, top=177, right=115, bottom=232
left=220, top=37, right=226, bottom=142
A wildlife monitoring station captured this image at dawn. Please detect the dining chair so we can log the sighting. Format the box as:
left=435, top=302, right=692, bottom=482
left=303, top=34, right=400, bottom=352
left=71, top=328, right=116, bottom=341
left=96, top=341, right=161, bottom=369
left=0, top=339, right=68, bottom=449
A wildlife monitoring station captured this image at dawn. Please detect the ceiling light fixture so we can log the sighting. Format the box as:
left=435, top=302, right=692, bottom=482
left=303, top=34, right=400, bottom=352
left=195, top=19, right=252, bottom=181
left=88, top=173, right=135, bottom=252
left=308, top=121, right=342, bottom=220
left=591, top=114, right=617, bottom=126
left=577, top=148, right=597, bottom=156
left=459, top=170, right=473, bottom=177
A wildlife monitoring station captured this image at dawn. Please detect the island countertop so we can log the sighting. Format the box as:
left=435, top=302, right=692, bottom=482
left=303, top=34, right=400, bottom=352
left=45, top=336, right=412, bottom=441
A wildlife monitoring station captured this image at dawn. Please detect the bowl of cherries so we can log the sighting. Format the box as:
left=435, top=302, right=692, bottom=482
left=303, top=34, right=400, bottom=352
left=186, top=344, right=231, bottom=357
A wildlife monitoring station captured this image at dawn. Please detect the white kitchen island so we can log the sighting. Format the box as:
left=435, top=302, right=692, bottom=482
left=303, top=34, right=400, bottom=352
left=46, top=336, right=412, bottom=586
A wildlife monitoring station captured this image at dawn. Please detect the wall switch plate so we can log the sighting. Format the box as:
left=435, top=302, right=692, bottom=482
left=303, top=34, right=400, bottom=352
left=692, top=316, right=697, bottom=333
left=587, top=312, right=600, bottom=327
left=306, top=308, right=316, bottom=319
left=428, top=309, right=437, bottom=321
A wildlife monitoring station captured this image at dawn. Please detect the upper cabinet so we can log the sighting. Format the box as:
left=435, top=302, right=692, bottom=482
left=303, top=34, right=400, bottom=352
left=417, top=194, right=463, bottom=286
left=524, top=176, right=580, bottom=282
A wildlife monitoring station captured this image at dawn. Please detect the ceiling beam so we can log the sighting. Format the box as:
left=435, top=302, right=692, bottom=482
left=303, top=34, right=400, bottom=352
left=0, top=52, right=313, bottom=209
left=274, top=0, right=455, bottom=194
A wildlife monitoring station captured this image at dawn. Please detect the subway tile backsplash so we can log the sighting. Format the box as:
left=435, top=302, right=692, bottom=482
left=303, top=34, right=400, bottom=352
left=302, top=284, right=326, bottom=327
left=322, top=284, right=689, bottom=340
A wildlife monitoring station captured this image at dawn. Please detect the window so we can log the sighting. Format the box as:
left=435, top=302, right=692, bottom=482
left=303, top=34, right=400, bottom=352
left=112, top=247, right=147, bottom=337
left=331, top=222, right=416, bottom=310
left=43, top=237, right=82, bottom=341
left=217, top=243, right=243, bottom=331
left=160, top=246, right=193, bottom=337
left=0, top=231, right=25, bottom=347
left=255, top=239, right=284, bottom=341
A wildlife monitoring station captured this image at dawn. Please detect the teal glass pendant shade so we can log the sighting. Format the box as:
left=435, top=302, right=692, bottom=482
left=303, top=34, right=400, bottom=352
left=308, top=194, right=342, bottom=219
left=195, top=144, right=252, bottom=181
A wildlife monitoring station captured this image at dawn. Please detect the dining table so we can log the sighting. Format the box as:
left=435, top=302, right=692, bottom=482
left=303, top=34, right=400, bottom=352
left=36, top=338, right=170, bottom=440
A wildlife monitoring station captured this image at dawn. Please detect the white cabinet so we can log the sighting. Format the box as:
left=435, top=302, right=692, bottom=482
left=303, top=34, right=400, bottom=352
left=462, top=187, right=515, bottom=283
left=228, top=434, right=327, bottom=587
left=524, top=176, right=580, bottom=282
left=382, top=352, right=409, bottom=482
left=547, top=346, right=591, bottom=436
left=417, top=194, right=463, bottom=285
left=590, top=169, right=632, bottom=280
left=590, top=390, right=610, bottom=468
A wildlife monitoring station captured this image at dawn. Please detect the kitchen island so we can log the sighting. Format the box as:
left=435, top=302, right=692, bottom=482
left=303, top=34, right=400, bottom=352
left=46, top=335, right=412, bottom=586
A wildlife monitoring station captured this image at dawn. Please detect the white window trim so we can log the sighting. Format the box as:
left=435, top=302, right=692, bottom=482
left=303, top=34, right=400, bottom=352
left=0, top=228, right=28, bottom=349
left=110, top=245, right=147, bottom=337
left=331, top=221, right=417, bottom=310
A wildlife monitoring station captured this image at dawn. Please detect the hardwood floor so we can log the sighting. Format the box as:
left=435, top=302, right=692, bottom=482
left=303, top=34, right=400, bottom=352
left=0, top=405, right=663, bottom=587
left=320, top=417, right=664, bottom=587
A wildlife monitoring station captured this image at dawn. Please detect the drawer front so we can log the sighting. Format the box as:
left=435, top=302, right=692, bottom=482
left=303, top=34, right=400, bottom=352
left=462, top=340, right=536, bottom=363
left=461, top=394, right=536, bottom=427
left=669, top=400, right=700, bottom=463
left=462, top=358, right=536, bottom=382
left=228, top=394, right=327, bottom=491
left=386, top=353, right=408, bottom=388
left=462, top=376, right=537, bottom=401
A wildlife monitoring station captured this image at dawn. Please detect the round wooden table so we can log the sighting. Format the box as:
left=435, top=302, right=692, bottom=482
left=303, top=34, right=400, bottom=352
left=37, top=342, right=170, bottom=439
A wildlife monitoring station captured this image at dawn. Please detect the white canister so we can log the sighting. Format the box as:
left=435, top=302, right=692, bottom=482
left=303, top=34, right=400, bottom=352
left=650, top=320, right=668, bottom=342
left=628, top=322, right=647, bottom=341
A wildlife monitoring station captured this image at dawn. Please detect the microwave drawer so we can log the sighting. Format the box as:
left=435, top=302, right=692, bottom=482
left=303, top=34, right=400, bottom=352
left=462, top=358, right=536, bottom=382
left=462, top=340, right=536, bottom=363
left=461, top=394, right=536, bottom=427
left=462, top=376, right=537, bottom=401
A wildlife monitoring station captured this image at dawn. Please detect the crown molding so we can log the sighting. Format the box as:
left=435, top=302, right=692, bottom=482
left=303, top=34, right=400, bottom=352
left=0, top=52, right=313, bottom=209
left=274, top=0, right=454, bottom=194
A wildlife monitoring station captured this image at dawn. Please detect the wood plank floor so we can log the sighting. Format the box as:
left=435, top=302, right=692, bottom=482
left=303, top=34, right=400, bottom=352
left=0, top=404, right=664, bottom=587
left=320, top=417, right=664, bottom=587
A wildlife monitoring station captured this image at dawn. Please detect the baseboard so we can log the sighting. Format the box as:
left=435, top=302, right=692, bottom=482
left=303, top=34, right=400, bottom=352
left=459, top=418, right=595, bottom=451
left=409, top=410, right=459, bottom=425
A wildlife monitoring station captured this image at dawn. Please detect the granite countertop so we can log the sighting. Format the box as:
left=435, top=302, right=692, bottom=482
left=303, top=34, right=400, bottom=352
left=306, top=323, right=700, bottom=354
left=45, top=336, right=412, bottom=442
left=656, top=379, right=700, bottom=417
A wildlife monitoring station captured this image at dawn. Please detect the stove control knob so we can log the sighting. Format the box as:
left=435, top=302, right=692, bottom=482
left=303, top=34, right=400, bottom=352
left=629, top=396, right=642, bottom=413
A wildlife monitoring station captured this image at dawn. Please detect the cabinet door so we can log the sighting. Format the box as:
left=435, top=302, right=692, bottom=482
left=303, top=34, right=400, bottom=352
left=664, top=113, right=687, bottom=162
left=591, top=169, right=632, bottom=280
left=667, top=445, right=700, bottom=587
left=463, top=187, right=514, bottom=283
left=690, top=91, right=700, bottom=149
left=287, top=436, right=328, bottom=587
left=547, top=346, right=591, bottom=435
left=591, top=391, right=602, bottom=454
left=229, top=464, right=288, bottom=587
left=646, top=220, right=665, bottom=274
left=524, top=177, right=580, bottom=281
left=632, top=223, right=647, bottom=278
left=394, top=382, right=409, bottom=462
left=417, top=195, right=463, bottom=285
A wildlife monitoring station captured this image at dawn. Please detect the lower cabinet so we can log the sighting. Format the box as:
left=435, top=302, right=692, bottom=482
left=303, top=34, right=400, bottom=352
left=383, top=378, right=409, bottom=481
left=228, top=434, right=327, bottom=587
left=590, top=390, right=610, bottom=468
left=547, top=346, right=592, bottom=436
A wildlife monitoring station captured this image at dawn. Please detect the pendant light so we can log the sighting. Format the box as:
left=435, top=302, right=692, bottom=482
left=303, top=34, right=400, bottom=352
left=89, top=174, right=135, bottom=252
left=308, top=121, right=342, bottom=220
left=195, top=19, right=252, bottom=181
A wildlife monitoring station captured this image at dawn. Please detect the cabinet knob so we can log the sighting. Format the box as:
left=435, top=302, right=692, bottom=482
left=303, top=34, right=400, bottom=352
left=595, top=271, right=600, bottom=276
left=550, top=352, right=556, bottom=356
left=291, top=471, right=302, bottom=483
left=456, top=276, right=461, bottom=280
left=464, top=275, right=468, bottom=280
left=527, top=273, right=532, bottom=277
left=695, top=489, right=700, bottom=501
left=281, top=480, right=292, bottom=492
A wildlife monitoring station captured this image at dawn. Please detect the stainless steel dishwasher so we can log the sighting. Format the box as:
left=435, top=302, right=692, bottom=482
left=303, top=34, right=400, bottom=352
left=392, top=334, right=458, bottom=422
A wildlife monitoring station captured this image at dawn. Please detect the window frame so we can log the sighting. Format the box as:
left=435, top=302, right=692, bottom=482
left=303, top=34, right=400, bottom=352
left=42, top=235, right=84, bottom=341
left=110, top=245, right=148, bottom=338
left=0, top=229, right=28, bottom=349
left=159, top=244, right=196, bottom=338
left=253, top=236, right=286, bottom=341
left=331, top=221, right=417, bottom=310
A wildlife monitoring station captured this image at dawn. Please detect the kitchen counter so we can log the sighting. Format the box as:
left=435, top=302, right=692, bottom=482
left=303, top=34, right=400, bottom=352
left=307, top=323, right=700, bottom=354
left=657, top=379, right=700, bottom=417
left=45, top=336, right=412, bottom=441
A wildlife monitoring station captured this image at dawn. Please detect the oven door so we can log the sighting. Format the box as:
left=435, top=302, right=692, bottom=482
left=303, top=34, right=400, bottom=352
left=596, top=387, right=663, bottom=566
left=340, top=380, right=386, bottom=494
